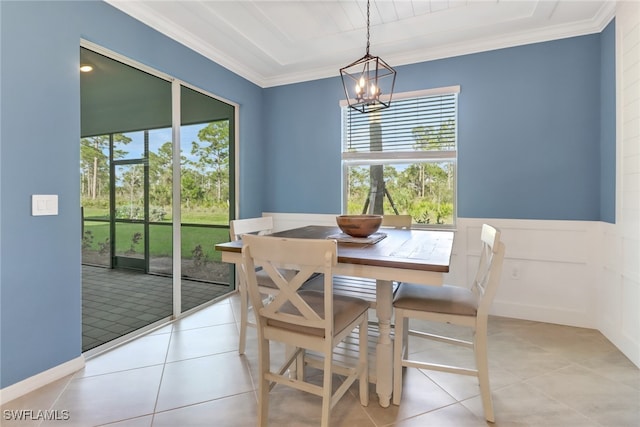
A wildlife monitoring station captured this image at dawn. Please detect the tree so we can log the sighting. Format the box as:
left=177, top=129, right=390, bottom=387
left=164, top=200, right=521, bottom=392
left=149, top=141, right=173, bottom=208
left=80, top=133, right=132, bottom=201
left=80, top=135, right=109, bottom=200
left=181, top=168, right=204, bottom=209
left=411, top=120, right=455, bottom=199
left=347, top=166, right=369, bottom=211
left=376, top=120, right=453, bottom=224
left=117, top=164, right=144, bottom=219
left=366, top=116, right=384, bottom=214
left=191, top=121, right=230, bottom=203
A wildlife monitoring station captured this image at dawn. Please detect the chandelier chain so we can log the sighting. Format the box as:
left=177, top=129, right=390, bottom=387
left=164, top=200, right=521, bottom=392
left=366, top=0, right=370, bottom=55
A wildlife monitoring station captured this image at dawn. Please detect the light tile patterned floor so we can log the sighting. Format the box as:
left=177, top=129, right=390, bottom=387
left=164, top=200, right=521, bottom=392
left=3, top=293, right=639, bottom=426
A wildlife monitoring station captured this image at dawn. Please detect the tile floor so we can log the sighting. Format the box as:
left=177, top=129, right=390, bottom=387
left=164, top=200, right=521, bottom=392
left=82, top=265, right=232, bottom=352
left=3, top=292, right=639, bottom=427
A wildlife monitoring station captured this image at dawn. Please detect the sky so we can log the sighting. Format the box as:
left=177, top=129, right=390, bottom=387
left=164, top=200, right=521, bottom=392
left=116, top=124, right=202, bottom=159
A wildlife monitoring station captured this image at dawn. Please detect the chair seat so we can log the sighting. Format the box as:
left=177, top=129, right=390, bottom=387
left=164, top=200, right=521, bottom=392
left=267, top=290, right=370, bottom=337
left=255, top=269, right=277, bottom=288
left=394, top=283, right=478, bottom=316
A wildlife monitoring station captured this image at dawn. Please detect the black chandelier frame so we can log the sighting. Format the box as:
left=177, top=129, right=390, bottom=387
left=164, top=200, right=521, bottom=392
left=340, top=0, right=396, bottom=113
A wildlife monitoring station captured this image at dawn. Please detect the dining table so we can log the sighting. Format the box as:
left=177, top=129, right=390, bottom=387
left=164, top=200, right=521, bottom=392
left=215, top=224, right=454, bottom=407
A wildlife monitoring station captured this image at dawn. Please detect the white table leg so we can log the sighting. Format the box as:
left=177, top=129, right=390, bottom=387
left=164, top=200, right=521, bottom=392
left=376, top=279, right=393, bottom=407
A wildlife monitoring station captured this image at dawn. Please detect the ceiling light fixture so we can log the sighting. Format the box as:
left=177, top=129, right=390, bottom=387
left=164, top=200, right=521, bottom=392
left=80, top=65, right=93, bottom=73
left=340, top=0, right=396, bottom=113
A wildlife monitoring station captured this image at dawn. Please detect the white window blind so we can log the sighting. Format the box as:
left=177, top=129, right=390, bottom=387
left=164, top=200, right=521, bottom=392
left=343, top=92, right=458, bottom=157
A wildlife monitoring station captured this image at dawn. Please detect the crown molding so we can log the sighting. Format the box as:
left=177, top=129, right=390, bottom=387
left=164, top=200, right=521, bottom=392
left=106, top=0, right=617, bottom=89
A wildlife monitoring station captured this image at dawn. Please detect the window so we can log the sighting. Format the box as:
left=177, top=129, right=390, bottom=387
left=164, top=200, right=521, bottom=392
left=341, top=86, right=459, bottom=227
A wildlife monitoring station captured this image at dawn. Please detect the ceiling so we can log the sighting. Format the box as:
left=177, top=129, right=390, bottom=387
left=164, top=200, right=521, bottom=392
left=106, top=0, right=616, bottom=88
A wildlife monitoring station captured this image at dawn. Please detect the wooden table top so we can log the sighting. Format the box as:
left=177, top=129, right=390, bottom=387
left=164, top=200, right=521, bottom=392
left=215, top=225, right=454, bottom=273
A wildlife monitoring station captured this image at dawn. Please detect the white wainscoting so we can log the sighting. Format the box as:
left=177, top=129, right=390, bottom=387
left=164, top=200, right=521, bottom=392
left=263, top=213, right=599, bottom=328
left=455, top=218, right=599, bottom=329
left=599, top=221, right=640, bottom=368
left=602, top=1, right=640, bottom=369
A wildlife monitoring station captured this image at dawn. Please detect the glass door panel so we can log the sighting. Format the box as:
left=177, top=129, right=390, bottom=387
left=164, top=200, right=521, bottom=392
left=180, top=224, right=232, bottom=312
left=81, top=220, right=110, bottom=267
left=113, top=162, right=147, bottom=271
left=114, top=222, right=145, bottom=259
left=179, top=84, right=235, bottom=310
left=148, top=223, right=172, bottom=275
left=80, top=46, right=173, bottom=353
left=81, top=133, right=112, bottom=268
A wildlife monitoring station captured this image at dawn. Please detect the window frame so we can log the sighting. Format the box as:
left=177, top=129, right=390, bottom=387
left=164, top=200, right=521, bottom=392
left=340, top=86, right=460, bottom=229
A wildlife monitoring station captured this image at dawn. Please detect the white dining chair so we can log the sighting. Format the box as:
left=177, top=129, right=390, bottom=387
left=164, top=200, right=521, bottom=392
left=240, top=234, right=369, bottom=427
left=229, top=217, right=277, bottom=354
left=392, top=224, right=505, bottom=422
left=381, top=214, right=412, bottom=229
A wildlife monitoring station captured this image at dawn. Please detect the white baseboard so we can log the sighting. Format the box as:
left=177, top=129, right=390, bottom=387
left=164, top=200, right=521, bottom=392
left=491, top=300, right=595, bottom=329
left=0, top=356, right=85, bottom=406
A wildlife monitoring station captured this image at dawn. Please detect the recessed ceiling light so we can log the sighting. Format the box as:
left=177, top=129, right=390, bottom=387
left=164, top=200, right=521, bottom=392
left=80, top=65, right=93, bottom=73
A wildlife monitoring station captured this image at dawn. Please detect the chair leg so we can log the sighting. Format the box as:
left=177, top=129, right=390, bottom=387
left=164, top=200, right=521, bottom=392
left=257, top=336, right=271, bottom=427
left=238, top=279, right=249, bottom=355
left=359, top=316, right=369, bottom=407
left=295, top=347, right=305, bottom=380
left=321, top=351, right=333, bottom=427
left=402, top=317, right=409, bottom=359
left=392, top=310, right=405, bottom=405
left=474, top=324, right=495, bottom=422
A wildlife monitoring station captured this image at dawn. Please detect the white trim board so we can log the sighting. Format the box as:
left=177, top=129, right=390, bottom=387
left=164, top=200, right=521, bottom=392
left=0, top=356, right=85, bottom=406
left=264, top=213, right=599, bottom=328
left=453, top=217, right=598, bottom=329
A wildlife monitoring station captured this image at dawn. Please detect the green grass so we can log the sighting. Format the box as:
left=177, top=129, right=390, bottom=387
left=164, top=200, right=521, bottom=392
left=83, top=221, right=229, bottom=262
left=83, top=207, right=229, bottom=225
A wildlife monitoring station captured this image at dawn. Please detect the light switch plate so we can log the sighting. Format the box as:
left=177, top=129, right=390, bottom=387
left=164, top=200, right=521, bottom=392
left=32, top=194, right=58, bottom=216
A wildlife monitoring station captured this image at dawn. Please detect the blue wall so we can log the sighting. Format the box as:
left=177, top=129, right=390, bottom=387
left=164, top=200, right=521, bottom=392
left=0, top=0, right=615, bottom=389
left=263, top=78, right=345, bottom=213
left=264, top=29, right=616, bottom=220
left=0, top=0, right=263, bottom=388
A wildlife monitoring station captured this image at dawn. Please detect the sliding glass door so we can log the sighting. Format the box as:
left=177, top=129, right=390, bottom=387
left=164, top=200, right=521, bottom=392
left=80, top=45, right=235, bottom=352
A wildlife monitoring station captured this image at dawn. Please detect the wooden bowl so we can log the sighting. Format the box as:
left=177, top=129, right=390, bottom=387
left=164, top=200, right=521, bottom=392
left=336, top=215, right=383, bottom=238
